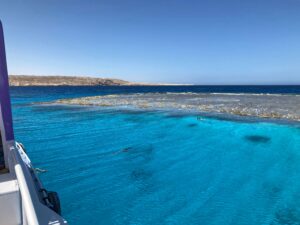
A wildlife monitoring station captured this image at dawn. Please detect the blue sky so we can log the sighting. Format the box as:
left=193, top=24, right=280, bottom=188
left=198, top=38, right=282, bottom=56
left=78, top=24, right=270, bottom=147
left=0, top=0, right=300, bottom=84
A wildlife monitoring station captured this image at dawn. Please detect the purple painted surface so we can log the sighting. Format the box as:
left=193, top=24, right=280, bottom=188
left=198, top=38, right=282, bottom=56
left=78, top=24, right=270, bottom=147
left=0, top=21, right=14, bottom=141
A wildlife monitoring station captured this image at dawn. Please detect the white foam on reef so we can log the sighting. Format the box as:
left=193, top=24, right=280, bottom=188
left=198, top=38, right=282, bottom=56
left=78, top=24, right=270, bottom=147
left=48, top=92, right=300, bottom=122
left=207, top=92, right=300, bottom=97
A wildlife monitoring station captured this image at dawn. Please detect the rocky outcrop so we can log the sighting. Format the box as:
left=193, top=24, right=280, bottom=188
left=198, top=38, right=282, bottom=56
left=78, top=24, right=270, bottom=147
left=9, top=75, right=132, bottom=86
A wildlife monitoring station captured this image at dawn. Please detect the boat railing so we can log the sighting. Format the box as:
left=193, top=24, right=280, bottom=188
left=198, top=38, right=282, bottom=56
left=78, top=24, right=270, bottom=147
left=10, top=145, right=39, bottom=225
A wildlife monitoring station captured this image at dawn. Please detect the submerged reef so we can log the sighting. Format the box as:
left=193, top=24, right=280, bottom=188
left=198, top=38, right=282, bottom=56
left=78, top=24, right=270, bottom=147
left=51, top=92, right=300, bottom=121
left=244, top=135, right=271, bottom=143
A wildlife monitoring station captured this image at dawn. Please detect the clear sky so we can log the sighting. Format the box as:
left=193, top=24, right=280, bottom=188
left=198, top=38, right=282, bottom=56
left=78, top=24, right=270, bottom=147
left=0, top=0, right=300, bottom=84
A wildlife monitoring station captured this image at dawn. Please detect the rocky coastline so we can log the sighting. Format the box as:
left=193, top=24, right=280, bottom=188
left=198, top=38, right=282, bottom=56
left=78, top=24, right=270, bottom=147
left=9, top=75, right=135, bottom=86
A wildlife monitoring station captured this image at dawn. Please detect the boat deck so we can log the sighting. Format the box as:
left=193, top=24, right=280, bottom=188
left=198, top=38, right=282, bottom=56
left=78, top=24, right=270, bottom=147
left=0, top=173, right=21, bottom=225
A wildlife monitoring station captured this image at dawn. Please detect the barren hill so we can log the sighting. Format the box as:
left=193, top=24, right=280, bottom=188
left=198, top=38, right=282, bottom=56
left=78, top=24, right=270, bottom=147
left=9, top=75, right=133, bottom=86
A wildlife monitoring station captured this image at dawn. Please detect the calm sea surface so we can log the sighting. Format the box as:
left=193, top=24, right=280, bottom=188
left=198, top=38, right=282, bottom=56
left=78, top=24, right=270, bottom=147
left=10, top=86, right=300, bottom=225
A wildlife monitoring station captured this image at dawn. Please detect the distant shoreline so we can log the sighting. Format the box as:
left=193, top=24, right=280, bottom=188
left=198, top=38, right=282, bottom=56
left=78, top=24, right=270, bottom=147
left=8, top=75, right=192, bottom=86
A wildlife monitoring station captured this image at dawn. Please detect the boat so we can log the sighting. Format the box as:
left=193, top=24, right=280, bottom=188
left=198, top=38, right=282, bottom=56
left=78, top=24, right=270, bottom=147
left=0, top=21, right=68, bottom=225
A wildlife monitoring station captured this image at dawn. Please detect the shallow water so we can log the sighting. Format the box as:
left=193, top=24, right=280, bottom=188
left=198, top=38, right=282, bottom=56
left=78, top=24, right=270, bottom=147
left=52, top=92, right=300, bottom=121
left=10, top=86, right=300, bottom=225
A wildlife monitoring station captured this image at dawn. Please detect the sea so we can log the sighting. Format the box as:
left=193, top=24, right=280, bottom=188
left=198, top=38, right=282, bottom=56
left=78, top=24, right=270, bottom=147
left=10, top=85, right=300, bottom=225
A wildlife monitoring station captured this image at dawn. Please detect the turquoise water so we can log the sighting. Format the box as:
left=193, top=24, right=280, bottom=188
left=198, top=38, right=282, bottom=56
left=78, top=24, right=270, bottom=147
left=11, top=87, right=300, bottom=225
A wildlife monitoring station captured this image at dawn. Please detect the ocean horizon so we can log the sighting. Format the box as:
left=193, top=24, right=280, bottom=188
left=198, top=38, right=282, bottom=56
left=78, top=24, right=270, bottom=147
left=11, top=85, right=300, bottom=225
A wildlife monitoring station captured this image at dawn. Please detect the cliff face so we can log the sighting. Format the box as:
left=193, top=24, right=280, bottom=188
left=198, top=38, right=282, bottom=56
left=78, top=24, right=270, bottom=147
left=9, top=75, right=131, bottom=86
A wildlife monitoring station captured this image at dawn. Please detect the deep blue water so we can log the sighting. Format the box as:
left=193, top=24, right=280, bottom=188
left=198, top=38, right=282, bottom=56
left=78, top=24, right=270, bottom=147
left=10, top=86, right=300, bottom=225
